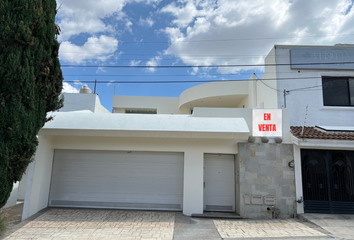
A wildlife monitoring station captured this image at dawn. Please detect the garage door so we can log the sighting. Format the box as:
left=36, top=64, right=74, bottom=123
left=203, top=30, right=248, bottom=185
left=204, top=154, right=235, bottom=212
left=49, top=150, right=184, bottom=211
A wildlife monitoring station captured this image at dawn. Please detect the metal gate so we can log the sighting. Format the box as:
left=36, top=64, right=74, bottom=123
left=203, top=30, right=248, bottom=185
left=301, top=149, right=354, bottom=213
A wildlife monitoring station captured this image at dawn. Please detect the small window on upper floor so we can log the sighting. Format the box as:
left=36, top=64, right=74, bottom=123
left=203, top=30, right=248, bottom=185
left=322, top=77, right=354, bottom=107
left=125, top=109, right=157, bottom=114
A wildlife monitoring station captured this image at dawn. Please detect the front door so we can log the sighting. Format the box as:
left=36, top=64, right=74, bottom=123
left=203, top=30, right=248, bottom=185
left=204, top=154, right=235, bottom=212
left=301, top=149, right=354, bottom=213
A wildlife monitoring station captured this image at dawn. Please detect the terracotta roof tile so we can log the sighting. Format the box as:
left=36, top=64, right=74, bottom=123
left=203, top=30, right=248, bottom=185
left=291, top=126, right=354, bottom=140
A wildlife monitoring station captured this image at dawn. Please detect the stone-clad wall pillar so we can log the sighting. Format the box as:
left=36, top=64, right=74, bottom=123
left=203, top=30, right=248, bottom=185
left=237, top=142, right=295, bottom=218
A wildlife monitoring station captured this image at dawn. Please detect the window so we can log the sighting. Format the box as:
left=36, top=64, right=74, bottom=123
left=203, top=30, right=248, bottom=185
left=322, top=77, right=354, bottom=107
left=125, top=109, right=157, bottom=114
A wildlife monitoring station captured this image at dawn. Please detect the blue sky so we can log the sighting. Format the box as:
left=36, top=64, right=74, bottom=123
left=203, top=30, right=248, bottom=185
left=57, top=0, right=354, bottom=111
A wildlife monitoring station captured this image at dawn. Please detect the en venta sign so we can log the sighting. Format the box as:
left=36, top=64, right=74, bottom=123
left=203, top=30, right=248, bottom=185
left=252, top=109, right=282, bottom=137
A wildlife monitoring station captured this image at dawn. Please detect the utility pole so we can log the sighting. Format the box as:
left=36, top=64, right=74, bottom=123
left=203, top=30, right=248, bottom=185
left=94, top=79, right=97, bottom=94
left=283, top=89, right=290, bottom=108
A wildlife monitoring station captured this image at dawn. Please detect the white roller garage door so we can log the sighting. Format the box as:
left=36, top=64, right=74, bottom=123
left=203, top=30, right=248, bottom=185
left=49, top=150, right=184, bottom=211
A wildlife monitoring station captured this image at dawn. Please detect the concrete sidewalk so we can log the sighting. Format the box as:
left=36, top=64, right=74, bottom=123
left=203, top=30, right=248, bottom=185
left=0, top=208, right=336, bottom=240
left=299, top=213, right=354, bottom=240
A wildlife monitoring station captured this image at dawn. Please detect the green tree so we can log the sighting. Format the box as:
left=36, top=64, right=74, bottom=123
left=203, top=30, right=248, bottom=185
left=0, top=0, right=63, bottom=208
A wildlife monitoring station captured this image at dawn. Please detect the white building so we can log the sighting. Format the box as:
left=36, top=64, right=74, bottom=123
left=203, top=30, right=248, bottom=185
left=20, top=78, right=296, bottom=220
left=263, top=44, right=354, bottom=214
left=16, top=43, right=354, bottom=220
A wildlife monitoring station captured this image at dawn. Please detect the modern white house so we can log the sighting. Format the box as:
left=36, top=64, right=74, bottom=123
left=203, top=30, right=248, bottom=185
left=16, top=44, right=354, bottom=221
left=19, top=72, right=297, bottom=220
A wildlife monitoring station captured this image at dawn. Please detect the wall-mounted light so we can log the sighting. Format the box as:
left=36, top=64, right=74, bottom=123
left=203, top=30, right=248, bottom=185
left=288, top=160, right=295, bottom=168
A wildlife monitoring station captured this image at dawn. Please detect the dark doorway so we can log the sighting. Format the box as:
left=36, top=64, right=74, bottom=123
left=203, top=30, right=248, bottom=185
left=301, top=149, right=354, bottom=213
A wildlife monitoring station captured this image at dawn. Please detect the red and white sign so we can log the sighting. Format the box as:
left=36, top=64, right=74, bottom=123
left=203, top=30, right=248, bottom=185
left=252, top=109, right=282, bottom=137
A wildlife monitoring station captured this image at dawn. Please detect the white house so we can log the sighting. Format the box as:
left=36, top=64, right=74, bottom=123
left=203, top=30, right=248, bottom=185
left=19, top=43, right=354, bottom=220
left=21, top=77, right=296, bottom=220
left=263, top=44, right=354, bottom=214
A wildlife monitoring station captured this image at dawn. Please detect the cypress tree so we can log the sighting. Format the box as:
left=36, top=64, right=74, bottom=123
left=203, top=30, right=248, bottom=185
left=0, top=0, right=63, bottom=208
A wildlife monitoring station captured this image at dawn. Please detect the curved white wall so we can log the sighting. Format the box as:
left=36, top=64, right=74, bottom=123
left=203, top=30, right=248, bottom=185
left=179, top=81, right=250, bottom=109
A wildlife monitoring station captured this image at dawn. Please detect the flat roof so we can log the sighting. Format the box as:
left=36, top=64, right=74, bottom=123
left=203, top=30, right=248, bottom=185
left=40, top=112, right=250, bottom=139
left=316, top=126, right=354, bottom=132
left=274, top=44, right=354, bottom=49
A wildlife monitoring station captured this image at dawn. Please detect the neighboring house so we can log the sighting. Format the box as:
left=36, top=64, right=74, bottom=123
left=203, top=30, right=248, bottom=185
left=264, top=44, right=354, bottom=214
left=60, top=86, right=111, bottom=113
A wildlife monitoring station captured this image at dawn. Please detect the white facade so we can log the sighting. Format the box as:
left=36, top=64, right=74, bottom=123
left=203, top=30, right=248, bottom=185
left=112, top=75, right=277, bottom=114
left=266, top=44, right=354, bottom=126
left=16, top=44, right=354, bottom=220
left=20, top=48, right=305, bottom=220
left=22, top=103, right=292, bottom=220
left=267, top=44, right=354, bottom=215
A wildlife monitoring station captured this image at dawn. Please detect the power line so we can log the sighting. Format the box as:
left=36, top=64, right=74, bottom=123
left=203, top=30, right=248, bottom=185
left=64, top=76, right=326, bottom=84
left=254, top=73, right=282, bottom=92
left=65, top=77, right=341, bottom=94
left=61, top=33, right=354, bottom=45
left=64, top=76, right=354, bottom=84
left=253, top=73, right=329, bottom=93
left=61, top=61, right=354, bottom=68
left=62, top=69, right=344, bottom=77
left=59, top=52, right=334, bottom=57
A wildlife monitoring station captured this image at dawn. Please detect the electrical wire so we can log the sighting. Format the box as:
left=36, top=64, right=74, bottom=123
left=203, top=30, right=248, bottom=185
left=60, top=61, right=354, bottom=68
left=65, top=76, right=323, bottom=84
left=61, top=33, right=354, bottom=45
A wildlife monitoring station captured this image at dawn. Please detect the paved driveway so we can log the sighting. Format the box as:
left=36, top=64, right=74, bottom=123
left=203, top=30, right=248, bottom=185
left=2, top=208, right=332, bottom=240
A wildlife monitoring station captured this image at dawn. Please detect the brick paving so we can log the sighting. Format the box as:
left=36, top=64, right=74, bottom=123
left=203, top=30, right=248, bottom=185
left=214, top=219, right=328, bottom=239
left=1, top=208, right=335, bottom=240
left=0, top=202, right=23, bottom=229
left=3, top=209, right=175, bottom=240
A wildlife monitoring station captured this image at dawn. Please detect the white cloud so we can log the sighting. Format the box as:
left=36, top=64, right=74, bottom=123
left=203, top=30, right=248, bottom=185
left=146, top=56, right=162, bottom=72
left=130, top=60, right=141, bottom=66
left=139, top=17, right=155, bottom=27
left=160, top=1, right=201, bottom=28
left=161, top=0, right=354, bottom=73
left=59, top=35, right=118, bottom=63
left=73, top=80, right=86, bottom=87
left=62, top=82, right=79, bottom=93
left=126, top=20, right=133, bottom=33
left=56, top=0, right=164, bottom=41
left=56, top=0, right=125, bottom=41
left=107, top=80, right=115, bottom=86
left=96, top=67, right=107, bottom=73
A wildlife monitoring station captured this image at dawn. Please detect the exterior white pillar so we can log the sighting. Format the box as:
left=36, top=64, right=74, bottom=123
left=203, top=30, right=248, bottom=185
left=183, top=150, right=204, bottom=216
left=293, top=144, right=304, bottom=214
left=22, top=136, right=54, bottom=220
